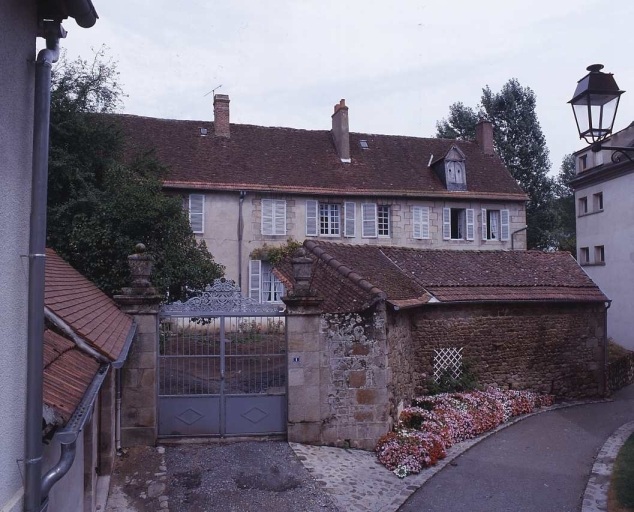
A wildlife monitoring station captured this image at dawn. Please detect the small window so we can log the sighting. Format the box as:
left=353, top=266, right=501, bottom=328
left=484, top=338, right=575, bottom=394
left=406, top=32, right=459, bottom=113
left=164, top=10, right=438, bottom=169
left=593, top=192, right=603, bottom=212
left=188, top=194, right=204, bottom=234
left=249, top=260, right=285, bottom=303
left=579, top=154, right=587, bottom=171
left=359, top=140, right=369, bottom=149
left=578, top=197, right=588, bottom=216
left=580, top=247, right=590, bottom=264
left=378, top=205, right=390, bottom=237
left=594, top=245, right=605, bottom=264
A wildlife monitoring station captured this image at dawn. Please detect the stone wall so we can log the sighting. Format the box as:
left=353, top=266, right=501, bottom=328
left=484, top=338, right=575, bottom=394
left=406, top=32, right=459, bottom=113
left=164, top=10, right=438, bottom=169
left=385, top=311, right=418, bottom=421
left=403, top=302, right=605, bottom=400
left=286, top=299, right=391, bottom=450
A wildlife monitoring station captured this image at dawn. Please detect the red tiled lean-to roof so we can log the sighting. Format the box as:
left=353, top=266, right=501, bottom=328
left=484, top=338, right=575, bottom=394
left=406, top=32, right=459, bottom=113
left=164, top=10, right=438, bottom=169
left=45, top=248, right=133, bottom=360
left=277, top=241, right=608, bottom=313
left=110, top=114, right=526, bottom=200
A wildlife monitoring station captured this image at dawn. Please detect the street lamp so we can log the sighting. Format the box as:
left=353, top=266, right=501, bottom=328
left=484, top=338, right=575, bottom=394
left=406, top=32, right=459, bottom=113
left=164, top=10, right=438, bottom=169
left=569, top=64, right=633, bottom=163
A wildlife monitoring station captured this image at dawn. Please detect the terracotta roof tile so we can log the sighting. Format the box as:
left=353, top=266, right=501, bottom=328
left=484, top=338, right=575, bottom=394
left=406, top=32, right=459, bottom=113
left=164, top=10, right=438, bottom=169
left=45, top=248, right=133, bottom=360
left=278, top=241, right=608, bottom=312
left=43, top=329, right=101, bottom=422
left=111, top=114, right=526, bottom=200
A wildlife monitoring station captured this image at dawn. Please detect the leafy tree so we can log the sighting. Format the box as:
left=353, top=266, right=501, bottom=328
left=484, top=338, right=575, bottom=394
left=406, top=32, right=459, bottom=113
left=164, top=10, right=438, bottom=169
left=436, top=79, right=556, bottom=249
left=48, top=49, right=223, bottom=299
left=550, top=154, right=577, bottom=253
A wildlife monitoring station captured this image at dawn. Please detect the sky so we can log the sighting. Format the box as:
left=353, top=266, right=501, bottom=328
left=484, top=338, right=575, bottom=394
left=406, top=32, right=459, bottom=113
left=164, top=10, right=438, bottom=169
left=55, top=0, right=634, bottom=175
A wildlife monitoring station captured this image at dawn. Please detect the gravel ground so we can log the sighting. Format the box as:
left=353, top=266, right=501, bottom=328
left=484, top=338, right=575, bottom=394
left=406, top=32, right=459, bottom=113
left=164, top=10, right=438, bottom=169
left=164, top=441, right=338, bottom=512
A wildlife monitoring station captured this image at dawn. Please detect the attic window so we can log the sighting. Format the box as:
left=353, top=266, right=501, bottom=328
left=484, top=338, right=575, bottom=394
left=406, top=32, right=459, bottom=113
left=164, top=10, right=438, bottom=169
left=200, top=128, right=208, bottom=136
left=359, top=140, right=369, bottom=150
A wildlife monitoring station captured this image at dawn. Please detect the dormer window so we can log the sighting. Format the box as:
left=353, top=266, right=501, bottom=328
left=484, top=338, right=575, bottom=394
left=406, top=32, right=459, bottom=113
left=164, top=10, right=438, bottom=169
left=431, top=146, right=467, bottom=191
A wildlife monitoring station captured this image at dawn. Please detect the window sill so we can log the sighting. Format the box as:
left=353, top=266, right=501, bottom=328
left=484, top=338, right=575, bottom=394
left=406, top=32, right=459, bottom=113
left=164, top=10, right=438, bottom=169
left=578, top=209, right=603, bottom=218
left=580, top=262, right=606, bottom=267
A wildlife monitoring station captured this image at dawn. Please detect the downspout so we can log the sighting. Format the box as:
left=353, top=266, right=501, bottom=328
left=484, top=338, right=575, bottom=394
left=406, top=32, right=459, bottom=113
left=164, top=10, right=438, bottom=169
left=238, top=191, right=246, bottom=290
left=511, top=226, right=528, bottom=250
left=604, top=300, right=612, bottom=396
left=25, top=23, right=65, bottom=512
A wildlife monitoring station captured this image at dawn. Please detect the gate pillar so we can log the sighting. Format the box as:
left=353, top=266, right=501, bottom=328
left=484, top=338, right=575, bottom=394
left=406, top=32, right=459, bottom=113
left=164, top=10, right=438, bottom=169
left=114, top=244, right=162, bottom=447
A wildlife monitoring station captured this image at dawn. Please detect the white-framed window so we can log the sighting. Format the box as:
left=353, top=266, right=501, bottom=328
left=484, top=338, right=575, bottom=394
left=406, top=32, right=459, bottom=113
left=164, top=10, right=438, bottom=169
left=443, top=207, right=474, bottom=240
left=188, top=194, right=204, bottom=234
left=261, top=199, right=286, bottom=235
left=595, top=245, right=605, bottom=264
left=412, top=206, right=430, bottom=239
left=360, top=203, right=391, bottom=238
left=593, top=192, right=604, bottom=212
left=306, top=200, right=341, bottom=236
left=378, top=205, right=390, bottom=237
left=249, top=260, right=284, bottom=303
left=481, top=209, right=510, bottom=241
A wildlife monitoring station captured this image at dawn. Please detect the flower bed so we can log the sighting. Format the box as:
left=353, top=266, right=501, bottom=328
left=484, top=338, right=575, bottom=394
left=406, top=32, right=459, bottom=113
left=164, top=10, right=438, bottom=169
left=376, top=387, right=554, bottom=477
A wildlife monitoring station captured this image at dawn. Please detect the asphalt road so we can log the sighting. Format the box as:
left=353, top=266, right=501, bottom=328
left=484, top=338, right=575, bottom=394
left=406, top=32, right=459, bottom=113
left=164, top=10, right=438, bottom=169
left=399, top=385, right=634, bottom=512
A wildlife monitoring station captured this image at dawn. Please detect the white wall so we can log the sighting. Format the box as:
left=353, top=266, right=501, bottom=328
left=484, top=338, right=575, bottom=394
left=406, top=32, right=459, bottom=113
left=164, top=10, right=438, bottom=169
left=576, top=172, right=634, bottom=349
left=0, top=1, right=35, bottom=510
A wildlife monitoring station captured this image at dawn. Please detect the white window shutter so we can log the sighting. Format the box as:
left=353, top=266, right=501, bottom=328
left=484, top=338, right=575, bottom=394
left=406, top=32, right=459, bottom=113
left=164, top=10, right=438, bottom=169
left=362, top=203, right=377, bottom=238
left=481, top=208, right=488, bottom=241
left=413, top=206, right=422, bottom=239
left=421, top=206, right=430, bottom=239
left=442, top=208, right=451, bottom=240
left=261, top=199, right=274, bottom=235
left=189, top=194, right=204, bottom=233
left=274, top=200, right=286, bottom=235
left=466, top=209, right=475, bottom=240
left=344, top=202, right=356, bottom=237
left=500, top=209, right=510, bottom=241
left=249, top=260, right=262, bottom=302
left=306, top=200, right=318, bottom=236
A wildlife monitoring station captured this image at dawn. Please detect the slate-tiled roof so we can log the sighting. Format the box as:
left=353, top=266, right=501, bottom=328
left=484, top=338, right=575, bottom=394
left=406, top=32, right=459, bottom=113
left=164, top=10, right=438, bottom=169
left=277, top=241, right=608, bottom=313
left=45, top=248, right=133, bottom=360
left=111, top=114, right=526, bottom=200
left=43, top=329, right=101, bottom=423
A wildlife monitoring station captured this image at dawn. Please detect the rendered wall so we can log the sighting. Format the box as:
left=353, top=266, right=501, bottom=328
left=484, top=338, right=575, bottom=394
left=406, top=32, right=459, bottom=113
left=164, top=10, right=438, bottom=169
left=0, top=1, right=35, bottom=510
left=196, top=191, right=527, bottom=291
left=42, top=430, right=86, bottom=512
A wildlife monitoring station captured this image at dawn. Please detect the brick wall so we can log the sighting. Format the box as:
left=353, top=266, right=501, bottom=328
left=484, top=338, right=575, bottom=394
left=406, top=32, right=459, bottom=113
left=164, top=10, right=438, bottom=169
left=395, top=302, right=605, bottom=402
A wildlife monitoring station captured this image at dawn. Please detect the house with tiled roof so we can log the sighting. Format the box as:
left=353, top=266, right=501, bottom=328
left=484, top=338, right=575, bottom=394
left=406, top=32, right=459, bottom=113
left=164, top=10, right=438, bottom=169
left=277, top=240, right=609, bottom=449
left=42, top=249, right=136, bottom=511
left=114, top=96, right=528, bottom=304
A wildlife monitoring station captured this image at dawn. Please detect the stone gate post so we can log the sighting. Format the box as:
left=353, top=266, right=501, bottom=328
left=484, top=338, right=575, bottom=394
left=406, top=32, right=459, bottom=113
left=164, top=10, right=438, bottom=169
left=114, top=244, right=162, bottom=446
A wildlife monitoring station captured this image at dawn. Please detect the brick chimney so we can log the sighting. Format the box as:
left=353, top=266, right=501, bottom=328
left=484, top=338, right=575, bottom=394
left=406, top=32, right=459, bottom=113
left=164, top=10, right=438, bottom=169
left=331, top=99, right=350, bottom=163
left=475, top=119, right=494, bottom=156
left=213, top=94, right=230, bottom=138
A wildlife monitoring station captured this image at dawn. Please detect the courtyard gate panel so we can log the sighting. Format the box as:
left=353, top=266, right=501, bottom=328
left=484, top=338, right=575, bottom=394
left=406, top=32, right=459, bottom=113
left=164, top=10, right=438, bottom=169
left=158, top=279, right=286, bottom=437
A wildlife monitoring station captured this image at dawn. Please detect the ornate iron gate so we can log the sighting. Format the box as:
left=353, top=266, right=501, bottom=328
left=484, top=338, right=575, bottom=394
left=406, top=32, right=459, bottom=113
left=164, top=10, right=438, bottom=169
left=158, top=279, right=286, bottom=437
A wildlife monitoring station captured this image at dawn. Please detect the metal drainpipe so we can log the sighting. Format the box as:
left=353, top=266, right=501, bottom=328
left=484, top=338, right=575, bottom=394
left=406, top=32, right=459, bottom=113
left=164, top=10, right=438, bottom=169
left=511, top=226, right=528, bottom=250
left=25, top=24, right=64, bottom=512
left=115, top=369, right=123, bottom=454
left=604, top=300, right=612, bottom=396
left=238, top=191, right=246, bottom=290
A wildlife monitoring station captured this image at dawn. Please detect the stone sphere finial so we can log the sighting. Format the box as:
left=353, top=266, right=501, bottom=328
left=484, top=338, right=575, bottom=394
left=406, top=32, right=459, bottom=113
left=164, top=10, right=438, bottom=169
left=135, top=242, right=146, bottom=254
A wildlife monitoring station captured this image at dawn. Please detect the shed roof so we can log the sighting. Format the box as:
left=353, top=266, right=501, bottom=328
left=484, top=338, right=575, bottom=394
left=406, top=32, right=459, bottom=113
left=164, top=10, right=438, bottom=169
left=277, top=241, right=608, bottom=313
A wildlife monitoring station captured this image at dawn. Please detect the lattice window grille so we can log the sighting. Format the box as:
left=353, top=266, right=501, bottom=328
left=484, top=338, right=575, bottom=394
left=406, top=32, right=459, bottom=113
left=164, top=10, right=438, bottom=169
left=433, top=347, right=463, bottom=382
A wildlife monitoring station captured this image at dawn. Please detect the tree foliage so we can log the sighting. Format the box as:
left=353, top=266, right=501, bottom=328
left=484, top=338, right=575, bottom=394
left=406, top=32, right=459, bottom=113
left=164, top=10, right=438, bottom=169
left=48, top=49, right=223, bottom=299
left=436, top=79, right=556, bottom=249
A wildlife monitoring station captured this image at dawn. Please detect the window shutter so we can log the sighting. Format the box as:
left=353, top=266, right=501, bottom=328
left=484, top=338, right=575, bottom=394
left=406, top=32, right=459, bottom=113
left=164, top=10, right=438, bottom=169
left=442, top=208, right=451, bottom=240
left=413, top=206, right=430, bottom=239
left=466, top=209, right=475, bottom=240
left=481, top=208, right=488, bottom=241
left=249, top=260, right=262, bottom=302
left=274, top=200, right=286, bottom=235
left=189, top=194, right=204, bottom=233
left=344, top=202, right=356, bottom=237
left=261, top=199, right=274, bottom=235
left=362, top=203, right=377, bottom=238
left=500, top=209, right=510, bottom=241
left=306, top=200, right=318, bottom=236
